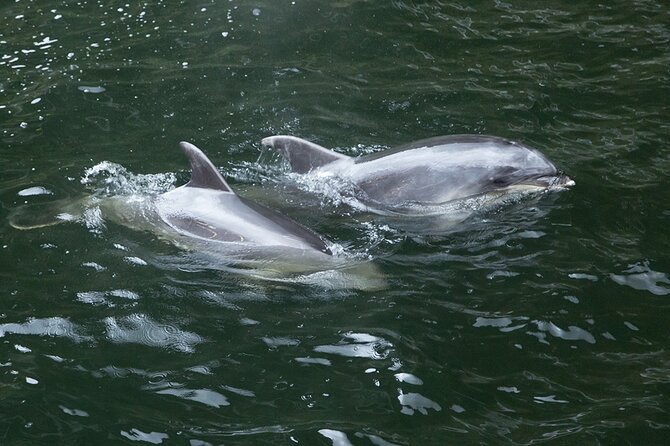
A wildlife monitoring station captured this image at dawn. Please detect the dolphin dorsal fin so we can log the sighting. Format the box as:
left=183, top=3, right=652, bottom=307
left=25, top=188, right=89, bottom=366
left=179, top=141, right=233, bottom=192
left=261, top=135, right=349, bottom=173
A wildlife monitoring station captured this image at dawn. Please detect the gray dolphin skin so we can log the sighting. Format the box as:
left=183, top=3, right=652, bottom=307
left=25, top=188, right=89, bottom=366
left=261, top=134, right=574, bottom=214
left=157, top=141, right=332, bottom=255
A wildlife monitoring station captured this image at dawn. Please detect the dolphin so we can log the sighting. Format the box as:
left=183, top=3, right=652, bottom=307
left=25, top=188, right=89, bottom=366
left=11, top=142, right=330, bottom=254
left=155, top=141, right=332, bottom=255
left=9, top=142, right=384, bottom=287
left=261, top=134, right=574, bottom=215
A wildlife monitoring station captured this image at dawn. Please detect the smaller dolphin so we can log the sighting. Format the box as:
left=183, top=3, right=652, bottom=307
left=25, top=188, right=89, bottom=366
left=156, top=141, right=332, bottom=255
left=11, top=142, right=331, bottom=256
left=9, top=142, right=385, bottom=288
left=261, top=134, right=574, bottom=215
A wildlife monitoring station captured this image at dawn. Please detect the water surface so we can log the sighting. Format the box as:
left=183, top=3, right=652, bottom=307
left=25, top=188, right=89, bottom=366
left=2, top=1, right=670, bottom=444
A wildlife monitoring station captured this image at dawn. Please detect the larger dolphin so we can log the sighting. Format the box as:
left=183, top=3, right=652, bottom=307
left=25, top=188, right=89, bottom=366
left=261, top=134, right=574, bottom=215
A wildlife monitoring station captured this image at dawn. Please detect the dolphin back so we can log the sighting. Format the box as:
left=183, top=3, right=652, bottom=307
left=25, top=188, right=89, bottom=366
left=261, top=135, right=349, bottom=173
left=238, top=196, right=332, bottom=255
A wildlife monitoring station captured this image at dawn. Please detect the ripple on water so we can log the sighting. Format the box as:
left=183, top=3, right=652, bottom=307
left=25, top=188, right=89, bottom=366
left=319, top=429, right=354, bottom=446
left=610, top=262, right=670, bottom=296
left=120, top=429, right=169, bottom=444
left=394, top=372, right=423, bottom=386
left=155, top=386, right=230, bottom=408
left=17, top=186, right=53, bottom=196
left=104, top=314, right=203, bottom=353
left=314, top=332, right=393, bottom=360
left=528, top=320, right=596, bottom=345
left=0, top=317, right=90, bottom=343
left=473, top=315, right=596, bottom=345
left=397, top=390, right=442, bottom=415
left=77, top=289, right=139, bottom=307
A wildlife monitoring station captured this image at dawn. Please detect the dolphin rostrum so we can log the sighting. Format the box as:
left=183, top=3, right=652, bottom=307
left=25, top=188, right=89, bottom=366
left=261, top=134, right=574, bottom=215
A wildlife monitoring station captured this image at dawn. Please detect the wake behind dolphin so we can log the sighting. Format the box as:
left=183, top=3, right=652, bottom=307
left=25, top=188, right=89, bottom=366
left=261, top=134, right=574, bottom=216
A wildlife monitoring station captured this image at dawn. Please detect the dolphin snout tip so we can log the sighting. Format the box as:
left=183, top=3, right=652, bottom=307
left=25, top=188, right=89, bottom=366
left=554, top=174, right=575, bottom=188
left=559, top=174, right=575, bottom=188
left=261, top=136, right=275, bottom=147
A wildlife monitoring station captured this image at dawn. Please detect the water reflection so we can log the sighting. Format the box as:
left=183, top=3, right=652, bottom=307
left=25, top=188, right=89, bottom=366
left=314, top=332, right=393, bottom=359
left=0, top=317, right=90, bottom=342
left=610, top=262, right=670, bottom=296
left=104, top=314, right=203, bottom=353
left=2, top=0, right=670, bottom=443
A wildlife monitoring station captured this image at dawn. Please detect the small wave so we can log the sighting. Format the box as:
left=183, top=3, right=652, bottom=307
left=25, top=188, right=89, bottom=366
left=314, top=332, right=393, bottom=359
left=81, top=161, right=176, bottom=196
left=154, top=386, right=230, bottom=408
left=286, top=171, right=357, bottom=209
left=0, top=317, right=91, bottom=343
left=397, top=390, right=443, bottom=415
left=104, top=314, right=203, bottom=353
left=610, top=262, right=670, bottom=296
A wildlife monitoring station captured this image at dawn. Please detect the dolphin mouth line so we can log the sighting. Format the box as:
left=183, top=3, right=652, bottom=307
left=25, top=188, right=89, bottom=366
left=547, top=173, right=576, bottom=188
left=518, top=173, right=575, bottom=189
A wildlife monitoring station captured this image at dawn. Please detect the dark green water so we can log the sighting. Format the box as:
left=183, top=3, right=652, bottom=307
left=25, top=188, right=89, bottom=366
left=2, top=0, right=670, bottom=444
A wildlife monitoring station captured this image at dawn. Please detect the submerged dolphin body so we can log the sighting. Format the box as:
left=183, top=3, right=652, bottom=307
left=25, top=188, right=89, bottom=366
left=10, top=143, right=383, bottom=287
left=261, top=134, right=574, bottom=215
